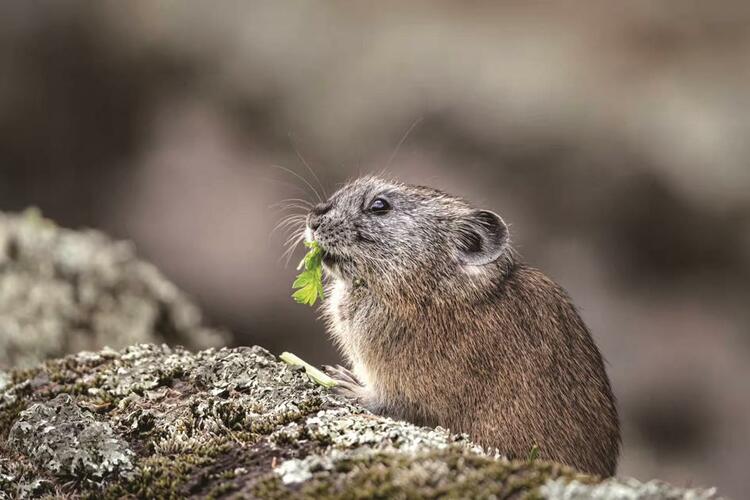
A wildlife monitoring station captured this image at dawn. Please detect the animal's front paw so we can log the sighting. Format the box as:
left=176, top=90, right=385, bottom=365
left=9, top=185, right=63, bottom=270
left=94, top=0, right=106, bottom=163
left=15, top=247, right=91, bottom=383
left=323, top=364, right=368, bottom=401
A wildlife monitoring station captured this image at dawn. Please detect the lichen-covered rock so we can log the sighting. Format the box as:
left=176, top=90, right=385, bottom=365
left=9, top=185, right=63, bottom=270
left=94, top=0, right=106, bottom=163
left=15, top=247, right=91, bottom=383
left=8, top=393, right=135, bottom=484
left=541, top=477, right=719, bottom=500
left=0, top=344, right=722, bottom=499
left=0, top=209, right=226, bottom=369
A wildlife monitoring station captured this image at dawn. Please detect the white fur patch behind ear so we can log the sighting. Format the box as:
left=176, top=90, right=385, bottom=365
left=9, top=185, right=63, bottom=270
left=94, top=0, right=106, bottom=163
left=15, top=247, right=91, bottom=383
left=457, top=210, right=509, bottom=266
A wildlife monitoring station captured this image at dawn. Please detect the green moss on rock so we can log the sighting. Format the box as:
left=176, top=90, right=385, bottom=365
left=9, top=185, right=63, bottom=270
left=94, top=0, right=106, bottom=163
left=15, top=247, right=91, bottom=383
left=0, top=344, right=722, bottom=499
left=257, top=447, right=591, bottom=499
left=0, top=397, right=26, bottom=440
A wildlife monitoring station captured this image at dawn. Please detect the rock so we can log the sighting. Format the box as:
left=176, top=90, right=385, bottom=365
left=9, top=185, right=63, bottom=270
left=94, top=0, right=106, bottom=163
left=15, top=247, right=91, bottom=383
left=0, top=344, right=722, bottom=499
left=0, top=209, right=226, bottom=369
left=8, top=394, right=135, bottom=483
left=542, top=477, right=719, bottom=500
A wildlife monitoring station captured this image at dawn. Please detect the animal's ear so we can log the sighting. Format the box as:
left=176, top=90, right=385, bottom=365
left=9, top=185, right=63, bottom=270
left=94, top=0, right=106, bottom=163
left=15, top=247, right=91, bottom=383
left=456, top=210, right=509, bottom=266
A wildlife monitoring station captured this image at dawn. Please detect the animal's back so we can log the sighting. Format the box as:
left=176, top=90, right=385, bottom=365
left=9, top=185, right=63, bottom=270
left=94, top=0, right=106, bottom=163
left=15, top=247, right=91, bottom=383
left=468, top=264, right=620, bottom=476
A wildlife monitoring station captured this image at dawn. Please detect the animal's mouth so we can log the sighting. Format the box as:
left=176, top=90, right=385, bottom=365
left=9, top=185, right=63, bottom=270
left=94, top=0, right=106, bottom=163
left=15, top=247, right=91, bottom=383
left=310, top=238, right=353, bottom=274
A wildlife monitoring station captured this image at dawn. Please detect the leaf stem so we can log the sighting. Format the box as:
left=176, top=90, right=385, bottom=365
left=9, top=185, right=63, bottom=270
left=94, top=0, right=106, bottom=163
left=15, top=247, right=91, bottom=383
left=279, top=351, right=337, bottom=388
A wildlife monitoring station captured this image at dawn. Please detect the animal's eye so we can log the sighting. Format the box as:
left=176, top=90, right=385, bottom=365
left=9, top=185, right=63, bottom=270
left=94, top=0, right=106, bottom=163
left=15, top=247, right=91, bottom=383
left=369, top=197, right=391, bottom=214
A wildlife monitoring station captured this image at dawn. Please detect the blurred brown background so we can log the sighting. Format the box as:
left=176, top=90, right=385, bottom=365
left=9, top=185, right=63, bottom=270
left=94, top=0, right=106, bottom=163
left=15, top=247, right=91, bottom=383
left=1, top=1, right=749, bottom=497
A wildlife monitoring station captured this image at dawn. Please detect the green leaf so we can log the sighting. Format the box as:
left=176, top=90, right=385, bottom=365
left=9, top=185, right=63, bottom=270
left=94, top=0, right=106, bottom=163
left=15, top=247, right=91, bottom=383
left=303, top=241, right=324, bottom=270
left=292, top=273, right=313, bottom=289
left=292, top=241, right=325, bottom=306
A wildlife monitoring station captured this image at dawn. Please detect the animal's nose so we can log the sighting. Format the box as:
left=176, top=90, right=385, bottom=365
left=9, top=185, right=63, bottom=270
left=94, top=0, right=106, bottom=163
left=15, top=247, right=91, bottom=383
left=309, top=215, right=321, bottom=231
left=309, top=201, right=332, bottom=231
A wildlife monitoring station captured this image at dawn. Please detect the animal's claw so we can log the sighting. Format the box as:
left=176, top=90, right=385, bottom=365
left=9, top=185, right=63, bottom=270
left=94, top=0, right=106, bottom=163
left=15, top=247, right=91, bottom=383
left=323, top=364, right=367, bottom=401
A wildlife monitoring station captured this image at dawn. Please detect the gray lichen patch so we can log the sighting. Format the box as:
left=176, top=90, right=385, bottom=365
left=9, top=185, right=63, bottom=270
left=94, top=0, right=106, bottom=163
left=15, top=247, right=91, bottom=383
left=297, top=408, right=482, bottom=454
left=8, top=393, right=135, bottom=484
left=541, top=477, right=721, bottom=500
left=0, top=209, right=226, bottom=369
left=0, top=344, right=724, bottom=499
left=0, top=343, right=343, bottom=497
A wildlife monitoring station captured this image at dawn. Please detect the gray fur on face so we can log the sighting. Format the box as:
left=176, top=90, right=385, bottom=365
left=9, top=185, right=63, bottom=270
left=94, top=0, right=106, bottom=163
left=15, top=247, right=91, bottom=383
left=306, top=176, right=511, bottom=301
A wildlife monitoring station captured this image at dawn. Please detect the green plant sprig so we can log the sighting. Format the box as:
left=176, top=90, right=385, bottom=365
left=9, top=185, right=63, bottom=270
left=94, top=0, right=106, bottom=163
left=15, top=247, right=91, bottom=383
left=279, top=351, right=337, bottom=388
left=292, top=241, right=325, bottom=306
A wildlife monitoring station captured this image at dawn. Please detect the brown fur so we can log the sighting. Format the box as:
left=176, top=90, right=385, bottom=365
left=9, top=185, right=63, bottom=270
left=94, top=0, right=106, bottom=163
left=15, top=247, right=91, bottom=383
left=307, top=176, right=620, bottom=476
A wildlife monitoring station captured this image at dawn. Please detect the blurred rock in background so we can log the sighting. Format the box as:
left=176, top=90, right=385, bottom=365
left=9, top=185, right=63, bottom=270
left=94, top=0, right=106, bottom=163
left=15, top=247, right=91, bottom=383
left=0, top=1, right=748, bottom=497
left=0, top=210, right=226, bottom=369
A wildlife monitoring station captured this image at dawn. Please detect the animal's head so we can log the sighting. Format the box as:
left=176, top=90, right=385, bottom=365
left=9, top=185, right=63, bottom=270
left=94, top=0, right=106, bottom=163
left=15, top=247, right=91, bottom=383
left=305, top=176, right=511, bottom=295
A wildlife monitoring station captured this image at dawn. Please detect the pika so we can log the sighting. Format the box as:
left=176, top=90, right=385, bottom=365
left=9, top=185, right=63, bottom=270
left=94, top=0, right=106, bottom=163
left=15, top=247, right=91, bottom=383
left=306, top=176, right=620, bottom=476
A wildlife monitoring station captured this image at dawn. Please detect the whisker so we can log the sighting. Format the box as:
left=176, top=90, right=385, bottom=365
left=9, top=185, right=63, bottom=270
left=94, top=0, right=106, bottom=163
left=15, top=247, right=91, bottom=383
left=271, top=200, right=311, bottom=209
left=289, top=134, right=328, bottom=199
left=273, top=222, right=305, bottom=239
left=280, top=229, right=304, bottom=252
left=282, top=232, right=304, bottom=252
left=271, top=203, right=312, bottom=214
left=277, top=210, right=307, bottom=220
left=275, top=221, right=306, bottom=239
left=283, top=225, right=305, bottom=243
left=281, top=233, right=306, bottom=267
left=272, top=215, right=307, bottom=236
left=275, top=210, right=307, bottom=220
left=386, top=116, right=424, bottom=169
left=270, top=198, right=314, bottom=209
left=271, top=164, right=323, bottom=203
left=267, top=212, right=304, bottom=245
left=276, top=213, right=307, bottom=225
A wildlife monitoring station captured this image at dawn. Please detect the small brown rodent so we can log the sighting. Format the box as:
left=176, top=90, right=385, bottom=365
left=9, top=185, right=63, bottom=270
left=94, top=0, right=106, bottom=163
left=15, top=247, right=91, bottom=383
left=305, top=176, right=620, bottom=476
